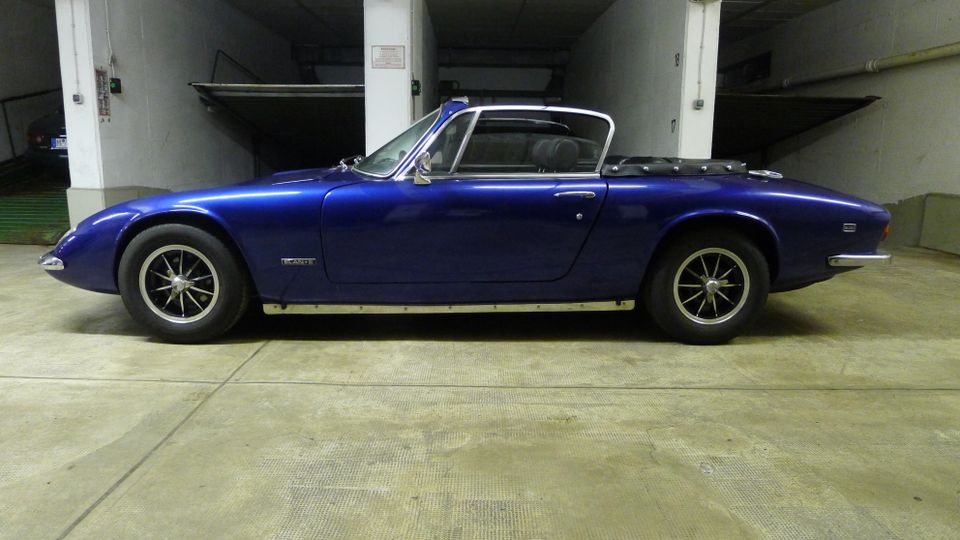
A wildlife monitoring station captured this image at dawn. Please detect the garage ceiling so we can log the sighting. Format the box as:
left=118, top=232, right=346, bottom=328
left=224, top=0, right=364, bottom=47
left=426, top=0, right=617, bottom=49
left=721, top=0, right=846, bottom=43
left=226, top=0, right=846, bottom=49
left=224, top=0, right=616, bottom=49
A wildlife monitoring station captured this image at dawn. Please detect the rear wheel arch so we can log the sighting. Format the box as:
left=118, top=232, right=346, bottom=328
left=115, top=211, right=258, bottom=298
left=642, top=213, right=780, bottom=288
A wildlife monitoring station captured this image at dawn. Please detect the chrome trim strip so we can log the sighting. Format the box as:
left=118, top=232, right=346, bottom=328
left=399, top=172, right=602, bottom=181
left=38, top=252, right=64, bottom=271
left=263, top=300, right=635, bottom=315
left=449, top=110, right=480, bottom=173
left=827, top=253, right=893, bottom=267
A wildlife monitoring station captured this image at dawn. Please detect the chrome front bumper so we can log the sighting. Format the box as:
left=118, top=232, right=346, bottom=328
left=827, top=252, right=893, bottom=267
left=38, top=252, right=64, bottom=271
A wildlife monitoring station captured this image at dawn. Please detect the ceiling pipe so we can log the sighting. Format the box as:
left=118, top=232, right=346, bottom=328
left=774, top=41, right=960, bottom=90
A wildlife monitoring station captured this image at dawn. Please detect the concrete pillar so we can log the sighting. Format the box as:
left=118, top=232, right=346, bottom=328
left=363, top=0, right=437, bottom=153
left=677, top=0, right=721, bottom=159
left=54, top=0, right=106, bottom=225
left=363, top=0, right=414, bottom=153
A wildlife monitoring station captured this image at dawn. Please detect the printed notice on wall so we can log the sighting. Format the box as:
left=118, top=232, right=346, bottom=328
left=95, top=67, right=111, bottom=120
left=371, top=45, right=405, bottom=69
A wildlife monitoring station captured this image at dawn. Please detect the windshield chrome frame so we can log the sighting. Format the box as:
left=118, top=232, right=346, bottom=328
left=390, top=104, right=616, bottom=181
left=352, top=107, right=443, bottom=179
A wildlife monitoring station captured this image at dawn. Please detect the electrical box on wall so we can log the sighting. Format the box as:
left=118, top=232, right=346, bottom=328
left=109, top=78, right=122, bottom=94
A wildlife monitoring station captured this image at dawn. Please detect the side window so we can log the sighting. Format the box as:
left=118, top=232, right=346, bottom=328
left=456, top=110, right=609, bottom=175
left=422, top=112, right=475, bottom=174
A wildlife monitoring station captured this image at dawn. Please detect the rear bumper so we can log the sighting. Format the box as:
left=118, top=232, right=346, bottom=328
left=827, top=252, right=892, bottom=267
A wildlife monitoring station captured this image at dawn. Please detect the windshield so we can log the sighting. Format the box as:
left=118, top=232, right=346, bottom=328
left=354, top=109, right=440, bottom=176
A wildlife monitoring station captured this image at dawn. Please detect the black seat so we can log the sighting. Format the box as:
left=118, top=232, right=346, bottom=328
left=532, top=137, right=580, bottom=173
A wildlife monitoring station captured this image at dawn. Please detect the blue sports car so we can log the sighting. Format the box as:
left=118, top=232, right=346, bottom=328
left=39, top=99, right=891, bottom=344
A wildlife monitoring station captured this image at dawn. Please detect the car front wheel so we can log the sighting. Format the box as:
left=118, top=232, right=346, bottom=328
left=118, top=224, right=249, bottom=343
left=643, top=230, right=769, bottom=344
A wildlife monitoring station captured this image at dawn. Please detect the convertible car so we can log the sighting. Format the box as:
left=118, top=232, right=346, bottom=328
left=39, top=99, right=891, bottom=344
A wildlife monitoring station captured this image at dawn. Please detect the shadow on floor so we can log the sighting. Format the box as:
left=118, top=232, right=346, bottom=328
left=65, top=295, right=830, bottom=344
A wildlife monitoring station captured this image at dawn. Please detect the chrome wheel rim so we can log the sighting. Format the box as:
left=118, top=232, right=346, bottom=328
left=138, top=244, right=220, bottom=324
left=672, top=248, right=750, bottom=325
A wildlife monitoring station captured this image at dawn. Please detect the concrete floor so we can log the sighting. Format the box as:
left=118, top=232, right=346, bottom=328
left=1, top=244, right=958, bottom=539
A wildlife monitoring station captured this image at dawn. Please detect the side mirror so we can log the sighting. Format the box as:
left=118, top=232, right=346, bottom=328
left=413, top=151, right=432, bottom=185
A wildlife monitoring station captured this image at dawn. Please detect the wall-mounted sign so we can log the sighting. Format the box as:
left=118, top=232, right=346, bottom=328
left=95, top=67, right=111, bottom=120
left=372, top=45, right=405, bottom=69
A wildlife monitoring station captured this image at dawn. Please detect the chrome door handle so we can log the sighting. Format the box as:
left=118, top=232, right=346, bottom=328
left=554, top=191, right=596, bottom=199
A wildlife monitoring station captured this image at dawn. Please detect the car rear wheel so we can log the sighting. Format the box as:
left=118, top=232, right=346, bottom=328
left=118, top=224, right=249, bottom=343
left=643, top=229, right=769, bottom=344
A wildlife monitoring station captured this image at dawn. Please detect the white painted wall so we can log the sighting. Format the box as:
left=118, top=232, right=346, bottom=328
left=85, top=0, right=296, bottom=193
left=720, top=0, right=960, bottom=204
left=0, top=0, right=62, bottom=162
left=565, top=0, right=720, bottom=159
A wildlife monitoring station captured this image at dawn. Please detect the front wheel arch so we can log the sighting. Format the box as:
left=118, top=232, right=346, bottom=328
left=114, top=211, right=258, bottom=299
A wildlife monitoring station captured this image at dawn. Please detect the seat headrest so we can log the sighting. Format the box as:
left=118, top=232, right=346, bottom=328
left=532, top=137, right=580, bottom=172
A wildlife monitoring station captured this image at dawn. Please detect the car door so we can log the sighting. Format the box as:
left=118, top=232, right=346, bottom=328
left=320, top=108, right=612, bottom=284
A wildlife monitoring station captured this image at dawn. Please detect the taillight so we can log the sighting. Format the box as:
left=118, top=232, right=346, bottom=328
left=881, top=224, right=890, bottom=241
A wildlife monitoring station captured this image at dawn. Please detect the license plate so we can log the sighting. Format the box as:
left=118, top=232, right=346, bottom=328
left=51, top=137, right=68, bottom=150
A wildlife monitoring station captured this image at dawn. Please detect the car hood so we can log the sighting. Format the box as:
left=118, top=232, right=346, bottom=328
left=74, top=167, right=369, bottom=233
left=241, top=166, right=343, bottom=186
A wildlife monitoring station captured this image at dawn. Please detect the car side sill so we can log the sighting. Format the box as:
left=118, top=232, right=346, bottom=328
left=263, top=300, right=635, bottom=315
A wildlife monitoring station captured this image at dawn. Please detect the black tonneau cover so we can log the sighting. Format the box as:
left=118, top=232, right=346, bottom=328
left=602, top=156, right=747, bottom=176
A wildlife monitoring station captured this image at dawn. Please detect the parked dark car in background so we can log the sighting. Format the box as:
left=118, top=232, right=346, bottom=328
left=25, top=111, right=68, bottom=177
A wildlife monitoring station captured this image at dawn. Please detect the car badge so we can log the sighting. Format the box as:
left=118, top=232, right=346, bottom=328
left=281, top=258, right=317, bottom=266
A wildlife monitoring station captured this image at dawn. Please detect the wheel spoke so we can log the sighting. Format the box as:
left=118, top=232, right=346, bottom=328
left=684, top=266, right=701, bottom=280
left=696, top=298, right=706, bottom=317
left=681, top=290, right=703, bottom=305
left=162, top=290, right=177, bottom=309
left=711, top=296, right=719, bottom=316
left=179, top=250, right=184, bottom=275
left=152, top=284, right=173, bottom=292
left=700, top=255, right=709, bottom=276
left=179, top=293, right=185, bottom=317
left=150, top=270, right=173, bottom=282
left=185, top=290, right=204, bottom=311
left=718, top=266, right=734, bottom=280
left=713, top=254, right=721, bottom=278
left=185, top=257, right=201, bottom=277
left=677, top=284, right=701, bottom=288
left=190, top=274, right=213, bottom=282
left=716, top=290, right=733, bottom=304
left=191, top=287, right=214, bottom=296
left=161, top=255, right=175, bottom=275
left=720, top=283, right=742, bottom=288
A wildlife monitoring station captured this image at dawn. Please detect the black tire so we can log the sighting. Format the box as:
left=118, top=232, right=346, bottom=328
left=642, top=229, right=769, bottom=345
left=118, top=224, right=250, bottom=343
